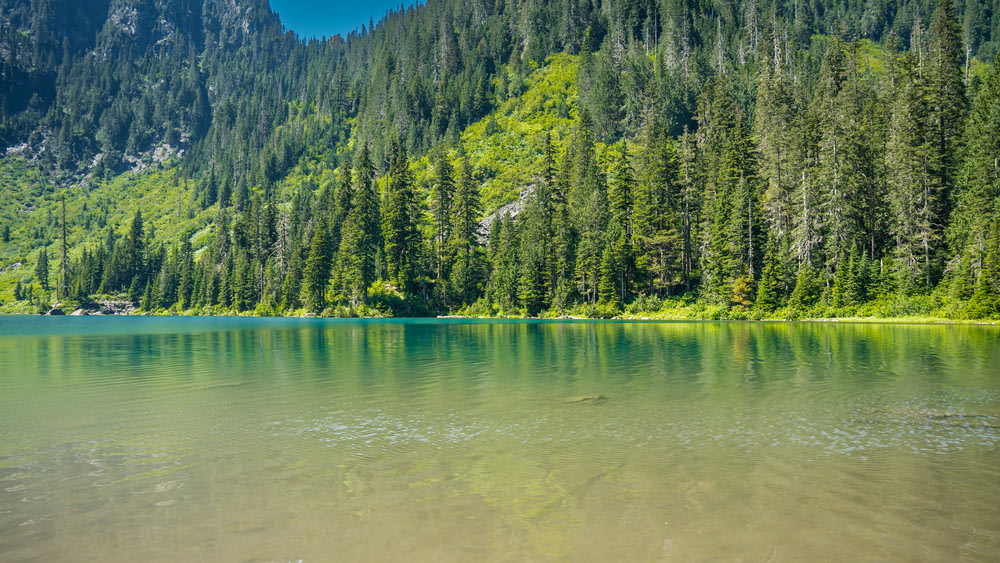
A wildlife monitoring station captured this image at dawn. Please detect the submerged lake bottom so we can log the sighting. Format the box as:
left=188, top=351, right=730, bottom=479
left=0, top=317, right=998, bottom=561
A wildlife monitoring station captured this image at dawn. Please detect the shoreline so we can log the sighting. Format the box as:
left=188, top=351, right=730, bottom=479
left=4, top=310, right=995, bottom=325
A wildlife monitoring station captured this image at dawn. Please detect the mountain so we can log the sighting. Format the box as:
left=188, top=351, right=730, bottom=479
left=0, top=0, right=998, bottom=319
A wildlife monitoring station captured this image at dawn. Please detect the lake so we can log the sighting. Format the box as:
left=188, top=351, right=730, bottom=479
left=0, top=317, right=998, bottom=561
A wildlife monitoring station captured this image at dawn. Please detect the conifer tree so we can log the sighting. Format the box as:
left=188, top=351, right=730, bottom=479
left=486, top=213, right=520, bottom=313
left=925, top=0, right=968, bottom=219
left=430, top=150, right=456, bottom=288
left=518, top=183, right=553, bottom=315
left=755, top=50, right=801, bottom=240
left=886, top=54, right=939, bottom=293
left=280, top=247, right=304, bottom=311
left=35, top=247, right=50, bottom=290
left=567, top=112, right=606, bottom=303
left=755, top=231, right=794, bottom=311
left=606, top=141, right=636, bottom=298
left=126, top=210, right=146, bottom=290
left=302, top=216, right=334, bottom=313
left=698, top=79, right=764, bottom=303
left=598, top=219, right=627, bottom=308
left=337, top=145, right=382, bottom=306
left=634, top=116, right=681, bottom=295
left=59, top=195, right=68, bottom=300
left=177, top=239, right=194, bottom=309
left=449, top=156, right=485, bottom=307
left=382, top=139, right=421, bottom=293
left=949, top=61, right=1000, bottom=285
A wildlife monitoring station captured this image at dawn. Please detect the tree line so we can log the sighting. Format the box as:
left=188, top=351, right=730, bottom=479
left=4, top=0, right=1000, bottom=317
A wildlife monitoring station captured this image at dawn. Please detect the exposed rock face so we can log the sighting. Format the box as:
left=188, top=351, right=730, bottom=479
left=47, top=307, right=66, bottom=315
left=98, top=300, right=136, bottom=315
left=479, top=183, right=536, bottom=242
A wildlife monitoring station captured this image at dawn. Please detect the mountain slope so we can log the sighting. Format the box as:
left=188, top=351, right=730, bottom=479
left=0, top=0, right=998, bottom=319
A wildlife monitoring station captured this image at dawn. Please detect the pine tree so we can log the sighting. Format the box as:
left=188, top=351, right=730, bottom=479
left=634, top=117, right=682, bottom=295
left=830, top=248, right=862, bottom=308
left=518, top=182, right=553, bottom=315
left=331, top=165, right=354, bottom=252
left=449, top=156, right=485, bottom=307
left=126, top=210, right=146, bottom=290
left=788, top=261, right=822, bottom=313
left=381, top=139, right=421, bottom=293
left=606, top=141, right=636, bottom=297
left=430, top=149, right=456, bottom=289
left=755, top=231, right=793, bottom=311
left=598, top=219, right=627, bottom=308
left=485, top=213, right=520, bottom=313
left=567, top=112, right=607, bottom=303
left=755, top=49, right=801, bottom=241
left=949, top=62, right=1000, bottom=284
left=886, top=54, right=939, bottom=293
left=35, top=247, right=50, bottom=290
left=302, top=216, right=334, bottom=313
left=280, top=247, right=304, bottom=311
left=177, top=238, right=194, bottom=309
left=232, top=249, right=257, bottom=311
left=925, top=0, right=968, bottom=221
left=59, top=195, right=68, bottom=300
left=965, top=215, right=1000, bottom=318
left=337, top=145, right=382, bottom=307
left=698, top=78, right=764, bottom=304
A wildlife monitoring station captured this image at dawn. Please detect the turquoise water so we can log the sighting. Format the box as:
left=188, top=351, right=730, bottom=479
left=0, top=317, right=998, bottom=561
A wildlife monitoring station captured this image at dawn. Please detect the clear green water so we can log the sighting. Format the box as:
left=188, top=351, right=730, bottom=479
left=1, top=317, right=998, bottom=561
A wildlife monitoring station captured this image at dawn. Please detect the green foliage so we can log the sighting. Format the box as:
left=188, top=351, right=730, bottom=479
left=1, top=0, right=997, bottom=322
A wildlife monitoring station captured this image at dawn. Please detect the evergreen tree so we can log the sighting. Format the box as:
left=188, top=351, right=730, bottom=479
left=925, top=0, right=968, bottom=221
left=449, top=156, right=485, bottom=307
left=337, top=145, right=382, bottom=306
left=886, top=54, right=939, bottom=293
left=566, top=112, right=606, bottom=303
left=601, top=141, right=636, bottom=306
left=126, top=210, right=146, bottom=290
left=486, top=213, right=520, bottom=313
left=302, top=216, right=334, bottom=313
left=35, top=247, right=50, bottom=290
left=280, top=247, right=304, bottom=311
left=755, top=231, right=793, bottom=311
left=634, top=116, right=682, bottom=295
left=698, top=79, right=764, bottom=304
left=430, top=149, right=456, bottom=289
left=787, top=261, right=822, bottom=312
left=949, top=62, right=1000, bottom=287
left=381, top=139, right=421, bottom=293
left=598, top=219, right=627, bottom=308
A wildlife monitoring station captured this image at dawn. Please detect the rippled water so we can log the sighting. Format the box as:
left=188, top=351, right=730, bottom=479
left=0, top=317, right=998, bottom=561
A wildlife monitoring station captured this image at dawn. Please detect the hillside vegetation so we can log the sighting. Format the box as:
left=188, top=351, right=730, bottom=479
left=0, top=0, right=998, bottom=320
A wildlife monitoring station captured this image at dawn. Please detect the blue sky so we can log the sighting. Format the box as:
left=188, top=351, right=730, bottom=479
left=269, top=1, right=423, bottom=39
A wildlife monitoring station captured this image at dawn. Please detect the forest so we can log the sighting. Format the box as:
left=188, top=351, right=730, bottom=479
left=0, top=0, right=998, bottom=319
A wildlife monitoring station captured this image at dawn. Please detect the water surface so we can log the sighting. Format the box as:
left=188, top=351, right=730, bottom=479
left=1, top=317, right=998, bottom=561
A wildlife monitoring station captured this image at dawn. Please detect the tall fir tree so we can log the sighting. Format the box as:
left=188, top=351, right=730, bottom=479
left=634, top=115, right=682, bottom=295
left=381, top=139, right=422, bottom=293
left=35, top=247, right=50, bottom=291
left=886, top=54, right=939, bottom=293
left=337, top=145, right=382, bottom=306
left=924, top=0, right=968, bottom=224
left=430, top=149, right=456, bottom=291
left=449, top=156, right=485, bottom=308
